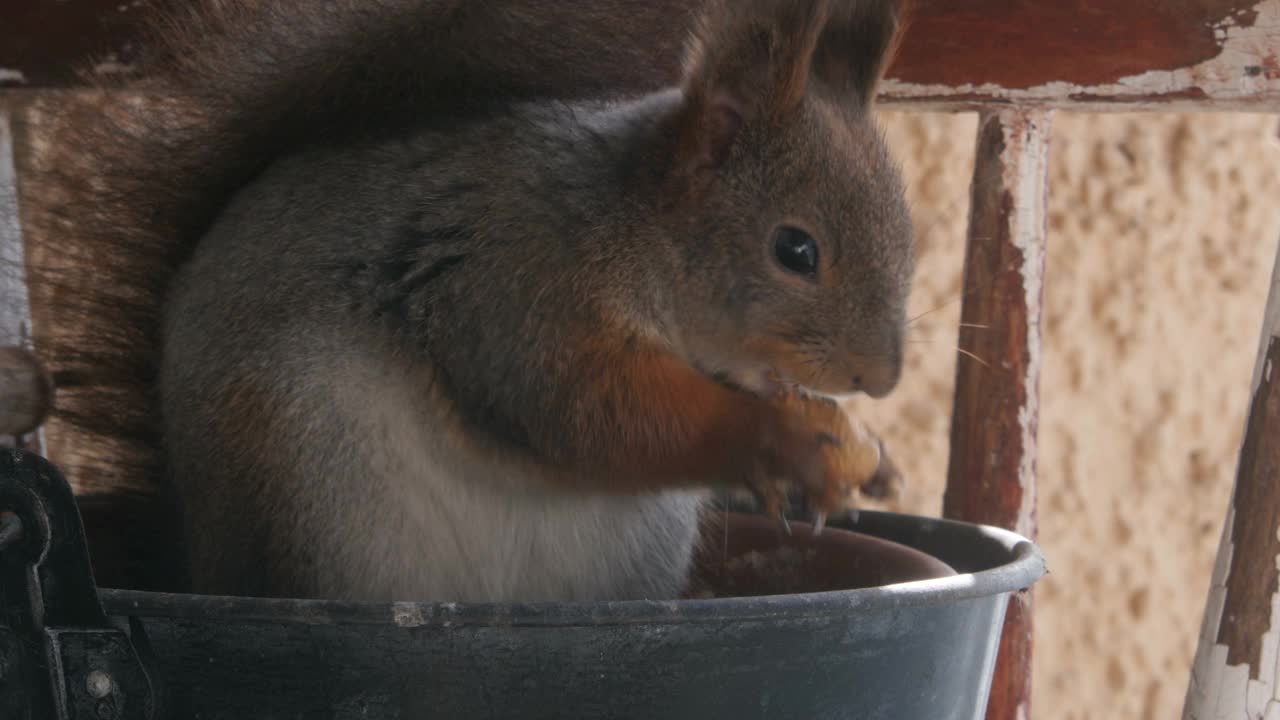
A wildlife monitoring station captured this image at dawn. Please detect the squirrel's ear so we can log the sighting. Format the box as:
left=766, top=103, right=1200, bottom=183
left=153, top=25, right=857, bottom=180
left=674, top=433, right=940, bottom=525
left=812, top=0, right=906, bottom=108
left=667, top=0, right=831, bottom=183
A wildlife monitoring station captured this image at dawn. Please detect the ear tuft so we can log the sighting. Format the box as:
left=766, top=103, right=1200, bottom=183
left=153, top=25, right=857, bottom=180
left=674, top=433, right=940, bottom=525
left=812, top=0, right=906, bottom=107
left=669, top=0, right=832, bottom=186
left=681, top=0, right=832, bottom=118
left=662, top=0, right=904, bottom=196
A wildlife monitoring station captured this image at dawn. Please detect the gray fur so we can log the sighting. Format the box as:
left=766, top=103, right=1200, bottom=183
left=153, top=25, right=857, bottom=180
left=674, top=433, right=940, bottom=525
left=164, top=71, right=909, bottom=599
left=162, top=105, right=714, bottom=600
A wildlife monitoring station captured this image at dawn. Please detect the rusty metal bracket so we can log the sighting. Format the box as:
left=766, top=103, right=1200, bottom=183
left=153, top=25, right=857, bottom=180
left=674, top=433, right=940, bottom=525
left=0, top=449, right=156, bottom=720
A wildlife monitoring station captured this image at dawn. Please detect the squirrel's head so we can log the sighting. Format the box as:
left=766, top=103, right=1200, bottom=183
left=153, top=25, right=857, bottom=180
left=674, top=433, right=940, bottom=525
left=642, top=0, right=911, bottom=399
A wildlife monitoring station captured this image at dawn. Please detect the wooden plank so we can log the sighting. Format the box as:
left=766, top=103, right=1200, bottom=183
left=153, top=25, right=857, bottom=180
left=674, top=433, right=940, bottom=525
left=884, top=0, right=1280, bottom=111
left=943, top=108, right=1052, bottom=720
left=3, top=1, right=1279, bottom=111
left=1182, top=241, right=1280, bottom=720
left=0, top=110, right=46, bottom=454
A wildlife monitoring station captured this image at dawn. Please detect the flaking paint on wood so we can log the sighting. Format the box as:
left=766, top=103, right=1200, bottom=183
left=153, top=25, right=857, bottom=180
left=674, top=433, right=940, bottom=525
left=1184, top=245, right=1280, bottom=718
left=883, top=0, right=1280, bottom=111
left=4, top=1, right=1280, bottom=113
left=943, top=109, right=1052, bottom=720
left=1182, top=356, right=1280, bottom=717
left=890, top=0, right=1262, bottom=89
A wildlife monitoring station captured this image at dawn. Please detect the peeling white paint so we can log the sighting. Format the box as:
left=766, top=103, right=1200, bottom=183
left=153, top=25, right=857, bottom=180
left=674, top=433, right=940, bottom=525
left=1183, top=479, right=1280, bottom=718
left=1253, top=277, right=1280, bottom=397
left=1183, top=346, right=1280, bottom=715
left=995, top=109, right=1053, bottom=539
left=883, top=1, right=1280, bottom=111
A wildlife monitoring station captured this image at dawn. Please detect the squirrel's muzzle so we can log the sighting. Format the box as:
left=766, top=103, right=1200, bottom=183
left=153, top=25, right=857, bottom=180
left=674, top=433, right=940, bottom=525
left=847, top=351, right=901, bottom=398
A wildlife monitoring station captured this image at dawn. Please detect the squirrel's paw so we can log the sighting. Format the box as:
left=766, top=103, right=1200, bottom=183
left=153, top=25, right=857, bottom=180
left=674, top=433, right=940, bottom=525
left=749, top=384, right=898, bottom=529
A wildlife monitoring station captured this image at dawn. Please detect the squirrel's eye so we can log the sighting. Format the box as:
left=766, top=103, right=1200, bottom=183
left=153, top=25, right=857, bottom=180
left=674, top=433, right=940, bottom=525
left=773, top=226, right=819, bottom=277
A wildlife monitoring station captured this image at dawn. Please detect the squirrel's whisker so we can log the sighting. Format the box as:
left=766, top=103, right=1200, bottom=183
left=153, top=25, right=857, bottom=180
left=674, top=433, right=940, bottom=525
left=955, top=347, right=991, bottom=369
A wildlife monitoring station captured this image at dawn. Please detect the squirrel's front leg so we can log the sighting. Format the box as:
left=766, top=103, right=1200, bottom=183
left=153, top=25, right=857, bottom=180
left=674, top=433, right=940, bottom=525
left=526, top=340, right=889, bottom=521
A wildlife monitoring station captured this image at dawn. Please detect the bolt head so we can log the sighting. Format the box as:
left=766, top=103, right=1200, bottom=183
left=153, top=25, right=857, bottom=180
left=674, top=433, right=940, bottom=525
left=86, top=670, right=113, bottom=699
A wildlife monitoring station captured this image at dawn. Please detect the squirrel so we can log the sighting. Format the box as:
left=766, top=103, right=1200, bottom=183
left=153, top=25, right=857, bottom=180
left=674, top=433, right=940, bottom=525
left=23, top=0, right=912, bottom=602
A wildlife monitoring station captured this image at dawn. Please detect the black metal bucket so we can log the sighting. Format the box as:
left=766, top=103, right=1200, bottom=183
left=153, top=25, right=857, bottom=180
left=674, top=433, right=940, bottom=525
left=1, top=449, right=1045, bottom=720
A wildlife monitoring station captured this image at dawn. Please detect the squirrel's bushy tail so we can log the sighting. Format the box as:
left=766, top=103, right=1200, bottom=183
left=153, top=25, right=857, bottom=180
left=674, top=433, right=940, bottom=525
left=20, top=0, right=693, bottom=587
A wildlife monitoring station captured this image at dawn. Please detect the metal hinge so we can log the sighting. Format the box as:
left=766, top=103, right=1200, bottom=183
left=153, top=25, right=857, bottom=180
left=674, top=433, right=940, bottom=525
left=0, top=450, right=157, bottom=720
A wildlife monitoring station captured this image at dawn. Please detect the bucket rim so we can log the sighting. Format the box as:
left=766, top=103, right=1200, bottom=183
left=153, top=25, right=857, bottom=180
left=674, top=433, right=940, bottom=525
left=99, top=510, right=1047, bottom=628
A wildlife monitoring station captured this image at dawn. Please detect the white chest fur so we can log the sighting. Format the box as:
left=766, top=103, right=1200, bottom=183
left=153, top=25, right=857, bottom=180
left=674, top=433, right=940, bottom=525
left=319, top=370, right=708, bottom=602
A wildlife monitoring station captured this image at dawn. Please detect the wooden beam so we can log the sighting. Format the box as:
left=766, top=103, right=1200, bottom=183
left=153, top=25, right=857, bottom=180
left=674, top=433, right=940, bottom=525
left=1182, top=239, right=1280, bottom=720
left=3, top=1, right=1278, bottom=111
left=884, top=0, right=1280, bottom=111
left=943, top=108, right=1052, bottom=720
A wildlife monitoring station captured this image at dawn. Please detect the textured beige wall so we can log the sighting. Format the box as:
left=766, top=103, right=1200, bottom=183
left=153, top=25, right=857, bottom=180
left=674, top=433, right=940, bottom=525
left=859, top=111, right=1280, bottom=719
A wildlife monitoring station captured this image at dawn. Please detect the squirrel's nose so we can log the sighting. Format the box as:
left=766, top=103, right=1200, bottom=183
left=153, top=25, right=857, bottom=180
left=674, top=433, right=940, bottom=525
left=849, top=354, right=901, bottom=398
